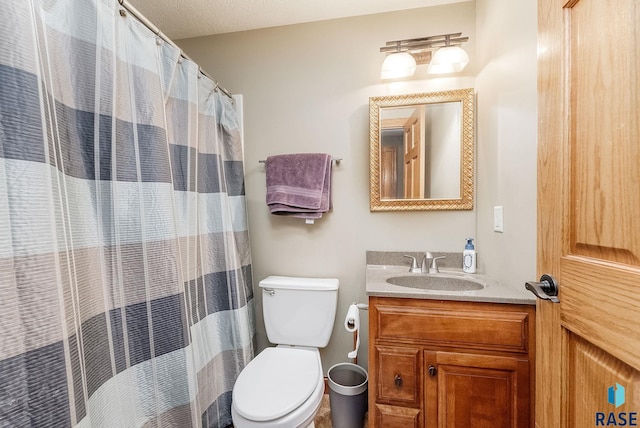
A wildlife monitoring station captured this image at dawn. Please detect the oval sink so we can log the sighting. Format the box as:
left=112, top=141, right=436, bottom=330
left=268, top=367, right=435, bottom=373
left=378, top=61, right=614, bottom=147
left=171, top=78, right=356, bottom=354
left=386, top=275, right=484, bottom=291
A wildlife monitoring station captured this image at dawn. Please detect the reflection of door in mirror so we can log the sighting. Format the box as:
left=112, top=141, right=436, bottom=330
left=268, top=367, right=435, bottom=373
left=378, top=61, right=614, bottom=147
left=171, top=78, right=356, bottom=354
left=403, top=106, right=426, bottom=198
left=380, top=146, right=397, bottom=199
left=380, top=115, right=410, bottom=199
left=379, top=102, right=462, bottom=200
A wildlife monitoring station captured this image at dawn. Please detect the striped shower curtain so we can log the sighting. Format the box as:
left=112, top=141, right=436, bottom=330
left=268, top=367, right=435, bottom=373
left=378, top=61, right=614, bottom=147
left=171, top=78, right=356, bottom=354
left=0, top=0, right=255, bottom=427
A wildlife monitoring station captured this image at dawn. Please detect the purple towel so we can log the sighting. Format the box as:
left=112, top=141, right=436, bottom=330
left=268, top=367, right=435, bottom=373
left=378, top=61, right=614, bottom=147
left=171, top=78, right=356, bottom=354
left=265, top=153, right=332, bottom=219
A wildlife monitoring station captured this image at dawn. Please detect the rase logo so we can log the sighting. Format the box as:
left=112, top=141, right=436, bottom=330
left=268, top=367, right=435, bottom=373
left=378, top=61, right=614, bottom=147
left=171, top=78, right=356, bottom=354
left=610, top=384, right=627, bottom=408
left=595, top=383, right=637, bottom=426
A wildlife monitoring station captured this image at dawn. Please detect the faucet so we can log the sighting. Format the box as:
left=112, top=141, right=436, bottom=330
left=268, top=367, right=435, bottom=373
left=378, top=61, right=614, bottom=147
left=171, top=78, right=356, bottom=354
left=405, top=253, right=446, bottom=274
left=422, top=252, right=446, bottom=274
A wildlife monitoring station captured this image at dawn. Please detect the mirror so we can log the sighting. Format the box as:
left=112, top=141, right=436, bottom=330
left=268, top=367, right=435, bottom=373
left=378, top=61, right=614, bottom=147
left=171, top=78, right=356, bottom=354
left=369, top=88, right=474, bottom=211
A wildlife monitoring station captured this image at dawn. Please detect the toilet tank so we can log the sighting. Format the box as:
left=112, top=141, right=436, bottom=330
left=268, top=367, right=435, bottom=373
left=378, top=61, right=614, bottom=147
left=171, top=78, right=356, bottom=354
left=259, top=276, right=339, bottom=347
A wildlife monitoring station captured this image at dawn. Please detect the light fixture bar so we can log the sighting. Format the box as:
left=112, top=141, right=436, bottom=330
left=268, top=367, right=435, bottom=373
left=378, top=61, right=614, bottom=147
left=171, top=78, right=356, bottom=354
left=380, top=34, right=469, bottom=53
left=383, top=32, right=462, bottom=46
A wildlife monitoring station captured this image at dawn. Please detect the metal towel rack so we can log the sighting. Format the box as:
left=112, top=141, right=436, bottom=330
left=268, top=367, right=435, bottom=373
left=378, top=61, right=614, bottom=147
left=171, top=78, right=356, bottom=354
left=258, top=157, right=342, bottom=165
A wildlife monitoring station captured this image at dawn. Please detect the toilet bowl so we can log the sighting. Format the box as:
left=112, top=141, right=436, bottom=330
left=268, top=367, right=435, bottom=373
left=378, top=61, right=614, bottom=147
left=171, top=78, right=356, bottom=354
left=231, top=276, right=339, bottom=428
left=231, top=346, right=324, bottom=428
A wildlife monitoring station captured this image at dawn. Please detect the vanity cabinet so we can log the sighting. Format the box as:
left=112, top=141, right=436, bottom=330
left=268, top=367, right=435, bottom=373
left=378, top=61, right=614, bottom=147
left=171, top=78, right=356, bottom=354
left=368, top=296, right=535, bottom=428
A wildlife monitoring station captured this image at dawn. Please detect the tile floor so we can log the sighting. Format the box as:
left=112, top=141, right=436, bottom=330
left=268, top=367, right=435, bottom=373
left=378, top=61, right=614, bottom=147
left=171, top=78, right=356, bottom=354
left=313, top=394, right=332, bottom=427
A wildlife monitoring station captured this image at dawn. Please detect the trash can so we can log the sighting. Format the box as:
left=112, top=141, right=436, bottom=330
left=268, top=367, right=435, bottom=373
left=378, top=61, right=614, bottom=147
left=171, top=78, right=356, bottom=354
left=327, top=363, right=368, bottom=428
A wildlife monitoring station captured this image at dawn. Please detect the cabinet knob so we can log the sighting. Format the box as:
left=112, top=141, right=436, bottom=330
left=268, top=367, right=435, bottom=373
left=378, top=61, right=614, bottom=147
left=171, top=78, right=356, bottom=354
left=394, top=374, right=403, bottom=387
left=428, top=365, right=438, bottom=377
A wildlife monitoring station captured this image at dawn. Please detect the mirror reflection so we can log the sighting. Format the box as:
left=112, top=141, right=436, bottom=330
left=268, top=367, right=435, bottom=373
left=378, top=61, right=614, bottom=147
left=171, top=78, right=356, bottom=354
left=380, top=102, right=462, bottom=199
left=369, top=89, right=474, bottom=211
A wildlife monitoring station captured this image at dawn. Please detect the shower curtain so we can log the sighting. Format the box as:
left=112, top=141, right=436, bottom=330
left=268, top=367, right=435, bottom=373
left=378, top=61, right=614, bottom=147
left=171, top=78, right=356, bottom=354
left=0, top=0, right=255, bottom=427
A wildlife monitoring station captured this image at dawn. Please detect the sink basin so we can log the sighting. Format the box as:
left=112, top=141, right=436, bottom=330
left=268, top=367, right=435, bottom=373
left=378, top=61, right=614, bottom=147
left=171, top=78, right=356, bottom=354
left=386, top=275, right=484, bottom=291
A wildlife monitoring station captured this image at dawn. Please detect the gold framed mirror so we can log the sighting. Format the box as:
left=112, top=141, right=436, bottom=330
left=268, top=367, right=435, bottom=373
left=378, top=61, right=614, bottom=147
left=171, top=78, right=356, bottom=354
left=369, top=88, right=474, bottom=211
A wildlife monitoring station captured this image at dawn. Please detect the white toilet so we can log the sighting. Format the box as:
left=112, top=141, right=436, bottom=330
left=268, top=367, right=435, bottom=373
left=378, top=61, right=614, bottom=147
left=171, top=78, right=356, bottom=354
left=231, top=276, right=339, bottom=428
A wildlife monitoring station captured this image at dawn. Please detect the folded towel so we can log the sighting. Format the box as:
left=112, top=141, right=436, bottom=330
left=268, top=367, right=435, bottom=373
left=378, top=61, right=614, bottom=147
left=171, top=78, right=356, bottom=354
left=265, top=153, right=332, bottom=219
left=267, top=157, right=332, bottom=216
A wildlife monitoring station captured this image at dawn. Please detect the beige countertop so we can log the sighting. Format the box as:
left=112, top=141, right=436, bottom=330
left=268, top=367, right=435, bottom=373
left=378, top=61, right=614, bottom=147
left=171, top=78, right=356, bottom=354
left=366, top=264, right=536, bottom=305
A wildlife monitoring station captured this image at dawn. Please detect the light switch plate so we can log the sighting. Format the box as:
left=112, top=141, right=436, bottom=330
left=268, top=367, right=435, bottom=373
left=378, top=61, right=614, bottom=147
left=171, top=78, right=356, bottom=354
left=494, top=206, right=504, bottom=232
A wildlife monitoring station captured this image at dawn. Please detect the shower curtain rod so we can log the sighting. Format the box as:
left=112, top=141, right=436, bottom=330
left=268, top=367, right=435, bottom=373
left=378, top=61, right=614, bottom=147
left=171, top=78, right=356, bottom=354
left=118, top=0, right=234, bottom=101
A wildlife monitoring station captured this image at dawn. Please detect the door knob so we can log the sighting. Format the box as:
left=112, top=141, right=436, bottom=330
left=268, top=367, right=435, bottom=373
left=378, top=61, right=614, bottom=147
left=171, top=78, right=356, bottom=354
left=428, top=365, right=437, bottom=377
left=525, top=274, right=560, bottom=303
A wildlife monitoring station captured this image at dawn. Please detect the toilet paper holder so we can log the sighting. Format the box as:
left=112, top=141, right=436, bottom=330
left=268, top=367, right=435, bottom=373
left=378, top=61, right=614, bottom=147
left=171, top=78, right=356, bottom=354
left=345, top=303, right=368, bottom=362
left=346, top=303, right=368, bottom=328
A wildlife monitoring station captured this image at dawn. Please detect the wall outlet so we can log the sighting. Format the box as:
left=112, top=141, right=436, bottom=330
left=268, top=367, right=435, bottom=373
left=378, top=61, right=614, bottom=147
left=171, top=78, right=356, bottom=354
left=494, top=206, right=504, bottom=233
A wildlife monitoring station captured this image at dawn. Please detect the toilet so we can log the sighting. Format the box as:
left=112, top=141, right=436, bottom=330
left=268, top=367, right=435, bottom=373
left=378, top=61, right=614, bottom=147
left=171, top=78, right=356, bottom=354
left=231, top=276, right=339, bottom=428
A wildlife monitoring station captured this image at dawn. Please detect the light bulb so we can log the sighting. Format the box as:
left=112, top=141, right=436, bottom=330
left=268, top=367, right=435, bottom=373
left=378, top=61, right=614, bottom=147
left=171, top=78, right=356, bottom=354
left=428, top=46, right=469, bottom=74
left=380, top=52, right=417, bottom=79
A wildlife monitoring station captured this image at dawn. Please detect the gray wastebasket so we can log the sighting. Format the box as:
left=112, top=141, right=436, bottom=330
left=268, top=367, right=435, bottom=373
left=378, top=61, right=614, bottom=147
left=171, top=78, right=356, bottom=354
left=327, top=363, right=368, bottom=428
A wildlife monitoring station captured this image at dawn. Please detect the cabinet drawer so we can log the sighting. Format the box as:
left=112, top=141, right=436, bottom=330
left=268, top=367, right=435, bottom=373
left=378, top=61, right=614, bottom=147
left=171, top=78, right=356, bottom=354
left=376, top=346, right=421, bottom=406
left=375, top=299, right=531, bottom=353
left=374, top=404, right=421, bottom=428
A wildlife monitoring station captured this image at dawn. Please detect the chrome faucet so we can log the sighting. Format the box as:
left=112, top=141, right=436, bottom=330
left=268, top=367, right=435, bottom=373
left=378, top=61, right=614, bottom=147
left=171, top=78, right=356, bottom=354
left=423, top=252, right=446, bottom=274
left=405, top=253, right=446, bottom=274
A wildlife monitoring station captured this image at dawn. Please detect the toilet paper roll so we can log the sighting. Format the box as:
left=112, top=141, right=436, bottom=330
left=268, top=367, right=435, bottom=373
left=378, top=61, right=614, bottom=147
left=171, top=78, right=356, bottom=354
left=345, top=304, right=360, bottom=359
left=344, top=304, right=359, bottom=332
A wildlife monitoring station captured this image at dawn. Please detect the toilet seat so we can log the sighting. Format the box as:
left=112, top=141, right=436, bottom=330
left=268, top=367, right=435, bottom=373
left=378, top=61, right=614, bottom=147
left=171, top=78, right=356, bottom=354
left=233, top=347, right=321, bottom=422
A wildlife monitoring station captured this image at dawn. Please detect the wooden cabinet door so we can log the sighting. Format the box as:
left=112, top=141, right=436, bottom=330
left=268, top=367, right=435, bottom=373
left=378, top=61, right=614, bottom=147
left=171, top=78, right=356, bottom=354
left=537, top=0, right=640, bottom=426
left=425, top=351, right=530, bottom=428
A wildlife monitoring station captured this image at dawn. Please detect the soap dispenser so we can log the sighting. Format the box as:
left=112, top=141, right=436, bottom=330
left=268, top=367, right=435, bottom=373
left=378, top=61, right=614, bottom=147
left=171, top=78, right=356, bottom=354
left=463, top=238, right=476, bottom=273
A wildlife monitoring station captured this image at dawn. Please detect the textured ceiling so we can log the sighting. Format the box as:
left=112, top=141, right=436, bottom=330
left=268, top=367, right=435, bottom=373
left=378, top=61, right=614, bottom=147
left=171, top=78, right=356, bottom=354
left=126, top=0, right=469, bottom=40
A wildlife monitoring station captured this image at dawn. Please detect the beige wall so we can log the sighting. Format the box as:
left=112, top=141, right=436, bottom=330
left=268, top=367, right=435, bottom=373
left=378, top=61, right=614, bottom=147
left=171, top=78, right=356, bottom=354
left=474, top=0, right=538, bottom=289
left=178, top=0, right=537, bottom=374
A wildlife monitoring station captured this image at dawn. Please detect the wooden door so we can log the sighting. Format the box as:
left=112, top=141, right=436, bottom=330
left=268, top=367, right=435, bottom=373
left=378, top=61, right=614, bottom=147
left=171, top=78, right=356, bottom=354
left=381, top=146, right=398, bottom=199
left=537, top=0, right=640, bottom=427
left=425, top=351, right=529, bottom=428
left=403, top=106, right=426, bottom=198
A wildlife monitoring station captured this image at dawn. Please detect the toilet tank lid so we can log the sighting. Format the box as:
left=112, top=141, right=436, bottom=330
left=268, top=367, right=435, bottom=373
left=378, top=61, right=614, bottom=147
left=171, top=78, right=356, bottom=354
left=259, top=276, right=339, bottom=291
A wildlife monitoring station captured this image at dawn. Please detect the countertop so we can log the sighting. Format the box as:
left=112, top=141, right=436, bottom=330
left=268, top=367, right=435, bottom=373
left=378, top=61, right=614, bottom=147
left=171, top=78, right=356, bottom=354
left=366, top=264, right=536, bottom=305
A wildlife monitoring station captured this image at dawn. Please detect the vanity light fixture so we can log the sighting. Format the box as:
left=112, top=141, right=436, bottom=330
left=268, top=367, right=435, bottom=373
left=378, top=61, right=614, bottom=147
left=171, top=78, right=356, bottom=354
left=380, top=42, right=417, bottom=79
left=380, top=33, right=469, bottom=79
left=427, top=34, right=470, bottom=74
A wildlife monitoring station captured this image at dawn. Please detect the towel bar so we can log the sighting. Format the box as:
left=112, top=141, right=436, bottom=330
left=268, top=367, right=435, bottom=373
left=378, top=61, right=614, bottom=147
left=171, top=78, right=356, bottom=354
left=258, top=157, right=342, bottom=165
